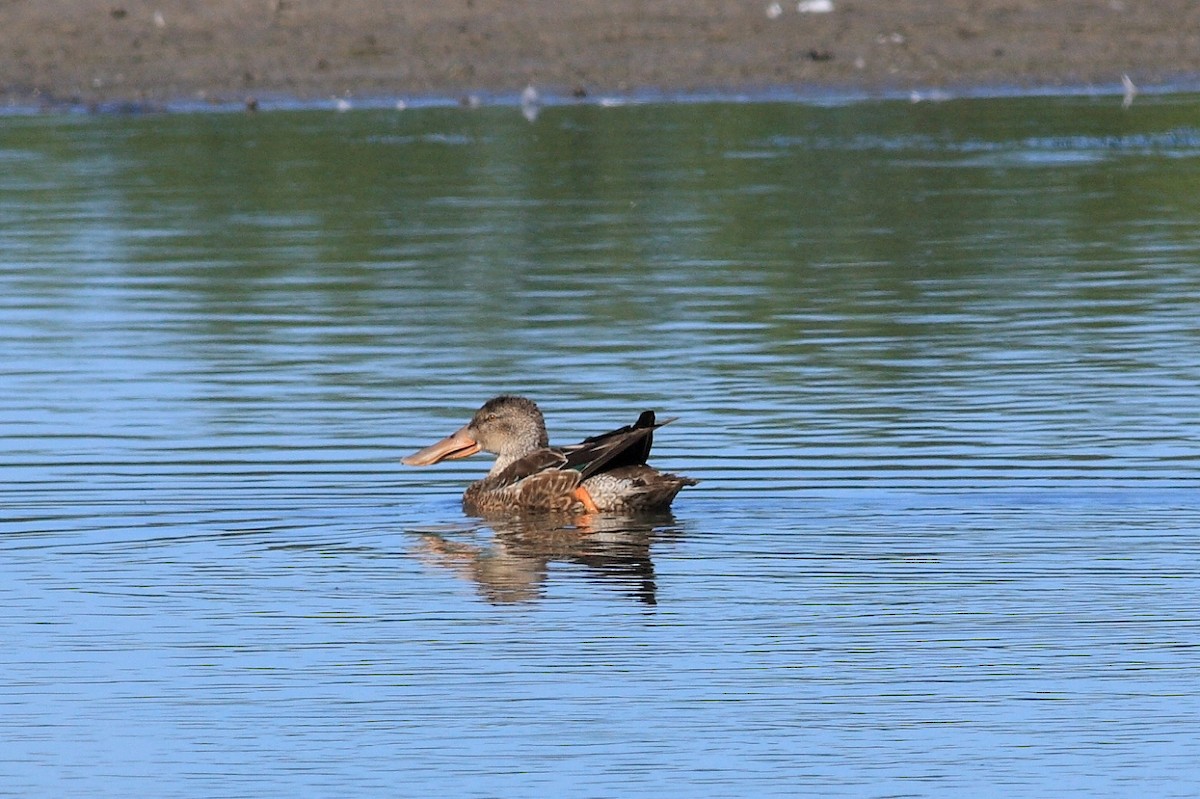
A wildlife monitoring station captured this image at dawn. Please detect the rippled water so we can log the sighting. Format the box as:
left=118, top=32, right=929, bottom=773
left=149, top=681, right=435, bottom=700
left=3, top=95, right=1200, bottom=797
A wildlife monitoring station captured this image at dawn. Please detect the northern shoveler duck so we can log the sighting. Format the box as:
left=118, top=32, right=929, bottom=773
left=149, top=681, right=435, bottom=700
left=402, top=395, right=697, bottom=515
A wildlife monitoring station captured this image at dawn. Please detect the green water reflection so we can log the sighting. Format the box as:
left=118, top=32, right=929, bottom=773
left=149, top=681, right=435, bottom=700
left=7, top=97, right=1199, bottom=324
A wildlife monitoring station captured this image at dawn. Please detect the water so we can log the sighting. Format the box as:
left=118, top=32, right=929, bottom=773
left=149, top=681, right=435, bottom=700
left=2, top=95, right=1200, bottom=797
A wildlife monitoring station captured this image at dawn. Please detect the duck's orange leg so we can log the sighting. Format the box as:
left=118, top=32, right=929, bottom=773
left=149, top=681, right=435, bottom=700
left=572, top=485, right=601, bottom=514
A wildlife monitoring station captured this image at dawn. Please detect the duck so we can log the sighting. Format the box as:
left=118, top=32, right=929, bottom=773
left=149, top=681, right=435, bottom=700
left=402, top=395, right=697, bottom=515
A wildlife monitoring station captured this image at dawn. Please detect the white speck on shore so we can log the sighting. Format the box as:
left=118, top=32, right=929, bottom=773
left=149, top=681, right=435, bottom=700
left=798, top=0, right=834, bottom=13
left=1122, top=73, right=1137, bottom=108
left=520, top=84, right=541, bottom=122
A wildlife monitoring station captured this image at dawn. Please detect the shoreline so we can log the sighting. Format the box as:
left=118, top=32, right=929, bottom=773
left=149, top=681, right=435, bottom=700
left=7, top=78, right=1196, bottom=117
left=4, top=1, right=1200, bottom=113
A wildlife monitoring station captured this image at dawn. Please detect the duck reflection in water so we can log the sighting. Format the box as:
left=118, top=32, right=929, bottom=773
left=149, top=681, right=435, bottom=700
left=413, top=512, right=683, bottom=605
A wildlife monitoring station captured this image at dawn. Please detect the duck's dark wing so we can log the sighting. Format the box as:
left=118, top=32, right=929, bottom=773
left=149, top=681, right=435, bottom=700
left=490, top=448, right=569, bottom=488
left=563, top=410, right=677, bottom=480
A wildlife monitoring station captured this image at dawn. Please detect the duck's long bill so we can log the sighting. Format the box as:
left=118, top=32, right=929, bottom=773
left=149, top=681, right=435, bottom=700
left=401, top=425, right=481, bottom=466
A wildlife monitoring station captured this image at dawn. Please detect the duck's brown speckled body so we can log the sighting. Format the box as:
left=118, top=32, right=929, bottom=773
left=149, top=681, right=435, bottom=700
left=402, top=395, right=697, bottom=515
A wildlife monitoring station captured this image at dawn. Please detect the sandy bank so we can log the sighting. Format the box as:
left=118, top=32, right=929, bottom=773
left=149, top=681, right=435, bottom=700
left=4, top=0, right=1200, bottom=109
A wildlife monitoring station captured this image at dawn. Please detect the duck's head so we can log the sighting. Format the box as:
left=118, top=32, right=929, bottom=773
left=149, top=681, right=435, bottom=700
left=402, top=395, right=549, bottom=466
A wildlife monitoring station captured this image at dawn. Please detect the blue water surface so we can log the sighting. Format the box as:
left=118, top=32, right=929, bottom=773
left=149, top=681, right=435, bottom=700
left=2, top=95, right=1199, bottom=798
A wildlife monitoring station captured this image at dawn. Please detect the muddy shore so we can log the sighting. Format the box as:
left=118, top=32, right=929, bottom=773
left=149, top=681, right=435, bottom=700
left=4, top=0, right=1200, bottom=109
